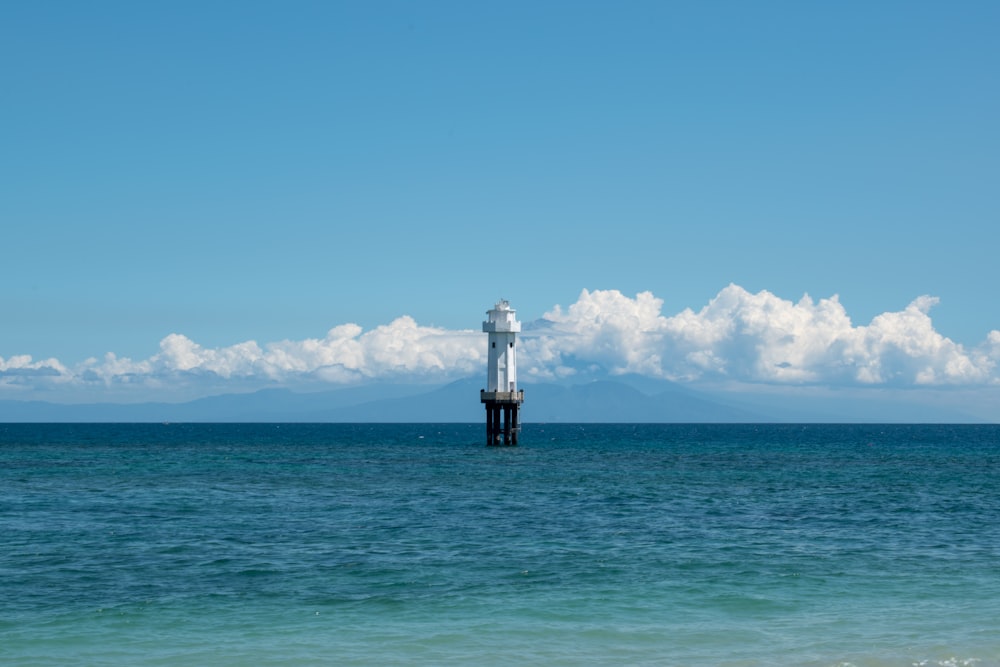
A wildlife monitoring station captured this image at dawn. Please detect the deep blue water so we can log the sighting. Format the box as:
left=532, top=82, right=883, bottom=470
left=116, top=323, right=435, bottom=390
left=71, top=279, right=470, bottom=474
left=2, top=423, right=999, bottom=666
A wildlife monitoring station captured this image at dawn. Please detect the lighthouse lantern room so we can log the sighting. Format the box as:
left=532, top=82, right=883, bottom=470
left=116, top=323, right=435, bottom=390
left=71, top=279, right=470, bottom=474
left=480, top=299, right=524, bottom=445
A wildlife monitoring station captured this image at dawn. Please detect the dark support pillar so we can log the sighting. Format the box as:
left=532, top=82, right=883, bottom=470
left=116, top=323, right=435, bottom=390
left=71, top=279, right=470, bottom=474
left=485, top=404, right=493, bottom=444
left=503, top=405, right=512, bottom=445
left=492, top=405, right=502, bottom=445
left=482, top=392, right=524, bottom=446
left=511, top=404, right=519, bottom=446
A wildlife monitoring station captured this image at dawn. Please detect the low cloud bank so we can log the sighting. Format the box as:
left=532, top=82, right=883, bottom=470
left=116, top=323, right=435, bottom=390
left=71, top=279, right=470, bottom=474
left=3, top=285, right=999, bottom=400
left=529, top=286, right=998, bottom=386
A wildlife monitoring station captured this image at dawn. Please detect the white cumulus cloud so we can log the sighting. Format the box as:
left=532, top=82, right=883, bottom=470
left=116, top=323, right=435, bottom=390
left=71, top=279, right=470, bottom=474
left=0, top=354, right=69, bottom=380
left=66, top=316, right=484, bottom=393
left=520, top=285, right=997, bottom=386
left=2, top=285, right=998, bottom=401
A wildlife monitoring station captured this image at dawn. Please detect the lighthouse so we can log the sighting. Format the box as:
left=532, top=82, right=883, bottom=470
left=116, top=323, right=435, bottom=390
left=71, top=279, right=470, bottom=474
left=480, top=299, right=524, bottom=446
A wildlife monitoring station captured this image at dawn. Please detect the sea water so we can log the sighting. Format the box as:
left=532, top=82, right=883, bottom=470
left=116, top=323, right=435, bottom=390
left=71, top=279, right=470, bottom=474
left=2, top=423, right=999, bottom=666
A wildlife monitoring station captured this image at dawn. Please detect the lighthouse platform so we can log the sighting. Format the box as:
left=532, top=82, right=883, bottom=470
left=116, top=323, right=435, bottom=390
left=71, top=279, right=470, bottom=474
left=481, top=389, right=523, bottom=446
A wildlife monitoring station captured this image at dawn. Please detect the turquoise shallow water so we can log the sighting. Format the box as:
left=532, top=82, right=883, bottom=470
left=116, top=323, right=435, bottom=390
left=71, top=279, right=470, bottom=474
left=2, top=423, right=999, bottom=666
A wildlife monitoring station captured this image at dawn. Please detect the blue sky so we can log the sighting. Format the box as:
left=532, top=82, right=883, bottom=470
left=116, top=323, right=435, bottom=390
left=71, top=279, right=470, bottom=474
left=2, top=2, right=999, bottom=405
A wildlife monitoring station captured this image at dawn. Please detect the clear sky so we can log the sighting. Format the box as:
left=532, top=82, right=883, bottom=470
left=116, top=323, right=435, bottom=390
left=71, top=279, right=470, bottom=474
left=2, top=2, right=999, bottom=404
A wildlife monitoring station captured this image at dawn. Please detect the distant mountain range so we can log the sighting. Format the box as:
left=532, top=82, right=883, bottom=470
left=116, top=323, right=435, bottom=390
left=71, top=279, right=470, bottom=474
left=0, top=375, right=989, bottom=422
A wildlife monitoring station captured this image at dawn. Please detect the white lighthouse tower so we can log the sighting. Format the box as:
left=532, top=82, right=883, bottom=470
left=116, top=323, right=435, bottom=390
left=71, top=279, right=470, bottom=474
left=480, top=299, right=524, bottom=445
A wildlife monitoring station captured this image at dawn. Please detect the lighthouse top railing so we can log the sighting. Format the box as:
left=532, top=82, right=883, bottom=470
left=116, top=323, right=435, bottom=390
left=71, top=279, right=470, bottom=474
left=483, top=301, right=521, bottom=333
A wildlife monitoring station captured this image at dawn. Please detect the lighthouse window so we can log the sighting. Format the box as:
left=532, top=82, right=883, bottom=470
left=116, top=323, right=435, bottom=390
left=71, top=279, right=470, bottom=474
left=509, top=342, right=513, bottom=348
left=492, top=342, right=495, bottom=348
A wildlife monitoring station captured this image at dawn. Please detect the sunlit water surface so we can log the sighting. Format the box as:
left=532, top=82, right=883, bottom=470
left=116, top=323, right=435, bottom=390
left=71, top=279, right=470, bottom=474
left=2, top=423, right=999, bottom=666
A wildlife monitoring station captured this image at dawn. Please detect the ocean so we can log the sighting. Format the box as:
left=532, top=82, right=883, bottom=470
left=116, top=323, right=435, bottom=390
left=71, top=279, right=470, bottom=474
left=2, top=423, right=999, bottom=666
